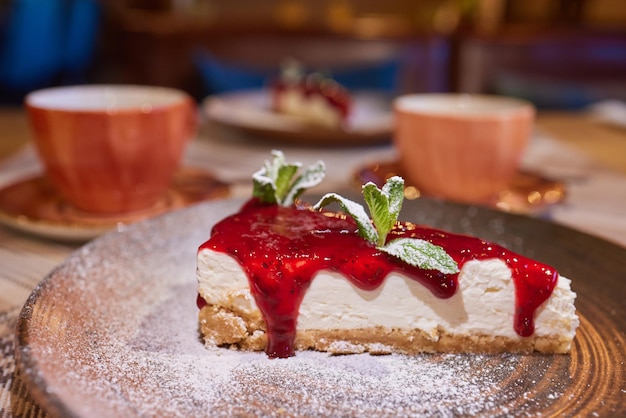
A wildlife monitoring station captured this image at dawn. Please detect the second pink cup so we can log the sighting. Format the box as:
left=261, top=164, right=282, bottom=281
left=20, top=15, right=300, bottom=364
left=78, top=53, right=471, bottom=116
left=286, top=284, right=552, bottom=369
left=394, top=93, right=535, bottom=204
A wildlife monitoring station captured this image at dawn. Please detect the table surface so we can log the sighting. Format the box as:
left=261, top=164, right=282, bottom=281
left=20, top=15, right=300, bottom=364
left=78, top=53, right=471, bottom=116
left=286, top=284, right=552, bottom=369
left=1, top=105, right=625, bottom=417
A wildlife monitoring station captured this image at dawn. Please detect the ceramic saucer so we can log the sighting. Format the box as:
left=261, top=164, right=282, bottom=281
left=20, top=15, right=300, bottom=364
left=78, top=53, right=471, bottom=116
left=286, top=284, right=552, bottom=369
left=0, top=167, right=230, bottom=241
left=355, top=160, right=566, bottom=215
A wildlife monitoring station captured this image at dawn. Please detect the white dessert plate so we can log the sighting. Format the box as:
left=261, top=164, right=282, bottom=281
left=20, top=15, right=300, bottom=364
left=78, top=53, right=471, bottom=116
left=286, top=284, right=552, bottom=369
left=202, top=89, right=393, bottom=145
left=16, top=197, right=626, bottom=417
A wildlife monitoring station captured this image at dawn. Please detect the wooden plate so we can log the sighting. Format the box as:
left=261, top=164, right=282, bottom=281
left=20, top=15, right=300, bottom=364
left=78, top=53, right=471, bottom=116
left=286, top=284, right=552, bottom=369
left=15, top=197, right=625, bottom=417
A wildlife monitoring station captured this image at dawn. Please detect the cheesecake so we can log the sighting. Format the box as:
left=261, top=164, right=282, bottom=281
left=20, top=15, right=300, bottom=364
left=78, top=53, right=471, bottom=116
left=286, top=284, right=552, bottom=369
left=270, top=61, right=351, bottom=129
left=196, top=152, right=578, bottom=358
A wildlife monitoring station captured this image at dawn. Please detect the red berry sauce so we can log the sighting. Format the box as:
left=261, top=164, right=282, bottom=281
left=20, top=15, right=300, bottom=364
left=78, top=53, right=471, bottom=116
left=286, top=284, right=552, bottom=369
left=198, top=199, right=558, bottom=358
left=271, top=77, right=351, bottom=120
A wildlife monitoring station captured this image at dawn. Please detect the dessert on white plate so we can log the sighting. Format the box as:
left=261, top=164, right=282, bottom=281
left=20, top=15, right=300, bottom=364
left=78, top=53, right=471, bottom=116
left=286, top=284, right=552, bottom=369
left=197, top=151, right=578, bottom=358
left=270, top=61, right=351, bottom=129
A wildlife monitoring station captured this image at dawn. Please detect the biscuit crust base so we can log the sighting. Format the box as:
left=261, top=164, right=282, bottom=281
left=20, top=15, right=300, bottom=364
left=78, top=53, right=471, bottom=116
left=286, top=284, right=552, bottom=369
left=198, top=304, right=573, bottom=355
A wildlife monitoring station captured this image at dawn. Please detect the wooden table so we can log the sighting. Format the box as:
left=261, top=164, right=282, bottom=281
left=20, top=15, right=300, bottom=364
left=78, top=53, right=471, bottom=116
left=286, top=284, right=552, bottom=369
left=0, top=108, right=30, bottom=160
left=0, top=105, right=624, bottom=418
left=536, top=112, right=626, bottom=175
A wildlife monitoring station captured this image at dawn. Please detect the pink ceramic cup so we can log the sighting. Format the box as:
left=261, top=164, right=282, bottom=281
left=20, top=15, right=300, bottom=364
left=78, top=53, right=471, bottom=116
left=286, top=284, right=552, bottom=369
left=394, top=94, right=535, bottom=204
left=26, top=85, right=196, bottom=214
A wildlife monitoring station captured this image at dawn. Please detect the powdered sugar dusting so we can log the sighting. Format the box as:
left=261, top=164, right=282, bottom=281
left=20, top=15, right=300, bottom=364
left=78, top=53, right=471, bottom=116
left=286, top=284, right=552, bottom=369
left=16, top=199, right=584, bottom=417
left=118, top=279, right=519, bottom=417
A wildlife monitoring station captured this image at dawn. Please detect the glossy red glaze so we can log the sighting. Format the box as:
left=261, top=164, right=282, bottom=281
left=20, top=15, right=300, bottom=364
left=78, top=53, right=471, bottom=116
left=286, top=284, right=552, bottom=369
left=199, top=199, right=558, bottom=358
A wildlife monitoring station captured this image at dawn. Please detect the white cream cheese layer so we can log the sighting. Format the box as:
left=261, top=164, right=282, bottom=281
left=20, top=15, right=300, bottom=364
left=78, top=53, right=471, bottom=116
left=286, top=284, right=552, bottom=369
left=275, top=89, right=343, bottom=129
left=197, top=249, right=578, bottom=341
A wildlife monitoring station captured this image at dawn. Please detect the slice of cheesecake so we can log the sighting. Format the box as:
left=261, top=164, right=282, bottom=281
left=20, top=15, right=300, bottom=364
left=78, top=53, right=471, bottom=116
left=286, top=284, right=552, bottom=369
left=196, top=152, right=578, bottom=358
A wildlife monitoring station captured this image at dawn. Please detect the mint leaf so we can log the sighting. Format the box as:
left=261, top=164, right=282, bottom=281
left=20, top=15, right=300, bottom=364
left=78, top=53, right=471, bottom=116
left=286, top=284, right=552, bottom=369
left=275, top=164, right=299, bottom=200
left=252, top=174, right=277, bottom=203
left=380, top=238, right=460, bottom=274
left=382, top=176, right=404, bottom=221
left=314, top=176, right=459, bottom=275
left=362, top=176, right=404, bottom=247
left=252, top=150, right=325, bottom=206
left=313, top=193, right=378, bottom=244
left=362, top=183, right=391, bottom=247
left=284, top=160, right=325, bottom=205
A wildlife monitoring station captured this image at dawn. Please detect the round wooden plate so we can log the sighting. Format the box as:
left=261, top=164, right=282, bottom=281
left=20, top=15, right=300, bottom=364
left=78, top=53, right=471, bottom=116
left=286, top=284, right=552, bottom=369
left=16, top=197, right=625, bottom=417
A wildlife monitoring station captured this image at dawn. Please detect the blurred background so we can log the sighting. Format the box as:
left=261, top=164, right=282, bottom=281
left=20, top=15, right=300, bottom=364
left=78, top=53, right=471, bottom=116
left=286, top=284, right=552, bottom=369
left=1, top=0, right=625, bottom=109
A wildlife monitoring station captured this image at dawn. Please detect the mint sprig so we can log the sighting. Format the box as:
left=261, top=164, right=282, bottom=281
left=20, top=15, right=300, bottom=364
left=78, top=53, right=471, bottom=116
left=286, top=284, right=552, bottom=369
left=382, top=238, right=459, bottom=273
left=313, top=176, right=459, bottom=274
left=253, top=150, right=325, bottom=206
left=313, top=193, right=378, bottom=243
left=363, top=177, right=404, bottom=247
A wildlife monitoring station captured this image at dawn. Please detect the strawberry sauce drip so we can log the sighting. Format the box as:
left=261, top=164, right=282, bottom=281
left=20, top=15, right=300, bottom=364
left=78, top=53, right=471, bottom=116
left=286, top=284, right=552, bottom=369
left=271, top=78, right=351, bottom=119
left=199, top=199, right=558, bottom=358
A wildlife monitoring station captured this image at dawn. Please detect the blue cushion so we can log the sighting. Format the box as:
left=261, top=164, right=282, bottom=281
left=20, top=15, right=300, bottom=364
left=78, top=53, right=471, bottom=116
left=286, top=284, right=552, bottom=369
left=194, top=51, right=401, bottom=95
left=333, top=59, right=399, bottom=92
left=0, top=0, right=100, bottom=94
left=194, top=52, right=271, bottom=94
left=492, top=71, right=626, bottom=110
left=0, top=0, right=65, bottom=90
